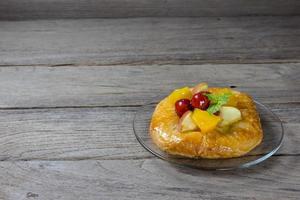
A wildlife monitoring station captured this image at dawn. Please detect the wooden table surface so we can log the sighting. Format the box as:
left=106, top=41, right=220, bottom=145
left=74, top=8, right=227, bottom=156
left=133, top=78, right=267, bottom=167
left=0, top=2, right=300, bottom=199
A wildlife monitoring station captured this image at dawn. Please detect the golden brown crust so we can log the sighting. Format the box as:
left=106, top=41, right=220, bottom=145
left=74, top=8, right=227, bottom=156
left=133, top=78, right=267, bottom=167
left=149, top=88, right=263, bottom=159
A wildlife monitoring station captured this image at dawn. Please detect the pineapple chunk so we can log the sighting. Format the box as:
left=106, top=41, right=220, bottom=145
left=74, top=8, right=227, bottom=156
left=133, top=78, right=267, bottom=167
left=178, top=111, right=198, bottom=132
left=169, top=87, right=193, bottom=104
left=219, top=106, right=242, bottom=127
left=191, top=109, right=221, bottom=133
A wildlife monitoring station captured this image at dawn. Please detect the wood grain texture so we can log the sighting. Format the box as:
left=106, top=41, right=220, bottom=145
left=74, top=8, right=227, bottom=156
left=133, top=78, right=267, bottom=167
left=0, top=64, right=298, bottom=108
left=0, top=107, right=143, bottom=161
left=0, top=17, right=300, bottom=66
left=0, top=106, right=297, bottom=161
left=1, top=0, right=300, bottom=20
left=0, top=158, right=299, bottom=200
left=0, top=64, right=297, bottom=160
left=0, top=16, right=299, bottom=198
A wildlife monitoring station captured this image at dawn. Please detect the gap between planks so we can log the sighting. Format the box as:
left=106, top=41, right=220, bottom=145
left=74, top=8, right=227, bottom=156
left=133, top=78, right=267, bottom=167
left=0, top=59, right=300, bottom=68
left=0, top=104, right=143, bottom=110
left=0, top=154, right=299, bottom=162
left=0, top=102, right=299, bottom=111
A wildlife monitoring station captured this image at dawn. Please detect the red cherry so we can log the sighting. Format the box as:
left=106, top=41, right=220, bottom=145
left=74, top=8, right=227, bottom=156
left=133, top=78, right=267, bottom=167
left=175, top=99, right=192, bottom=117
left=191, top=92, right=210, bottom=110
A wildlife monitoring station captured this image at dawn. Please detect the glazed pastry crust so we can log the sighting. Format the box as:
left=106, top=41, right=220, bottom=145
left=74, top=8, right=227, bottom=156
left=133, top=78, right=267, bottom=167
left=149, top=88, right=263, bottom=159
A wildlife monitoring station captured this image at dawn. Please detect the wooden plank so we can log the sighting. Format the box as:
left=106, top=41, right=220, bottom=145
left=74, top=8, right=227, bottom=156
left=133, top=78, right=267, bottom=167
left=0, top=64, right=298, bottom=108
left=0, top=107, right=297, bottom=161
left=0, top=0, right=300, bottom=20
left=0, top=17, right=300, bottom=66
left=0, top=158, right=298, bottom=199
left=0, top=107, right=144, bottom=161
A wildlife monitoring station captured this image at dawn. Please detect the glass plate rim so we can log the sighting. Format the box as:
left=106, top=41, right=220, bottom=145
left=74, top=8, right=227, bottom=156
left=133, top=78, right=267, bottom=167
left=133, top=100, right=284, bottom=170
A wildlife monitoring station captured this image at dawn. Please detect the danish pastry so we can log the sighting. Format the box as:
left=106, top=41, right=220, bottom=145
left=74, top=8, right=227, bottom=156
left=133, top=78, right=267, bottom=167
left=150, top=83, right=263, bottom=158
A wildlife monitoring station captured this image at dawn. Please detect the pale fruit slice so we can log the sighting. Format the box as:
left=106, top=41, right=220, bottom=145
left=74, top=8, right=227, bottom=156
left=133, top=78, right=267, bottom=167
left=219, top=106, right=242, bottom=127
left=169, top=87, right=193, bottom=104
left=178, top=111, right=198, bottom=132
left=192, top=82, right=208, bottom=94
left=191, top=109, right=221, bottom=133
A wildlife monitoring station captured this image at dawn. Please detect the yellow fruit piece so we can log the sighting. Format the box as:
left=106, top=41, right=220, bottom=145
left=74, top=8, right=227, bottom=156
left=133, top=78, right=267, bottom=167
left=169, top=87, right=193, bottom=104
left=192, top=109, right=221, bottom=133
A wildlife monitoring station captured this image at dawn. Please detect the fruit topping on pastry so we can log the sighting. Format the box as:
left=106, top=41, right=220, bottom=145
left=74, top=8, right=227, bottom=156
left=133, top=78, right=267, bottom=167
left=191, top=92, right=210, bottom=111
left=175, top=99, right=193, bottom=117
left=205, top=93, right=231, bottom=114
left=219, top=106, right=242, bottom=127
left=192, top=82, right=209, bottom=94
left=174, top=84, right=240, bottom=132
left=191, top=109, right=221, bottom=133
left=169, top=87, right=193, bottom=104
left=178, top=111, right=198, bottom=132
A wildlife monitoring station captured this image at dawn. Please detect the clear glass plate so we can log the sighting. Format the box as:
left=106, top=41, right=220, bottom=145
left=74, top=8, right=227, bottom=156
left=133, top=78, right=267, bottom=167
left=133, top=101, right=284, bottom=170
